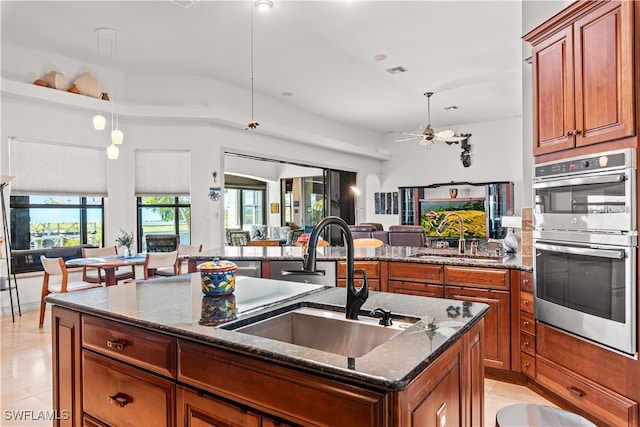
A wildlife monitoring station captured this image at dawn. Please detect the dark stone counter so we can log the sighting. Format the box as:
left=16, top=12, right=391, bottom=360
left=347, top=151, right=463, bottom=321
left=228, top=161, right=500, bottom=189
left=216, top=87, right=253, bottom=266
left=191, top=245, right=533, bottom=271
left=46, top=274, right=489, bottom=391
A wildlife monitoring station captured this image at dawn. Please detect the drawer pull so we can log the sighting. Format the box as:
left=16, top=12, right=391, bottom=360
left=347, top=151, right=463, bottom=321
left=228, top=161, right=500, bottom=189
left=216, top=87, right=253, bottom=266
left=567, top=386, right=585, bottom=398
left=523, top=300, right=529, bottom=305
left=524, top=362, right=531, bottom=368
left=107, top=340, right=126, bottom=350
left=108, top=393, right=131, bottom=408
left=523, top=341, right=530, bottom=347
left=522, top=279, right=529, bottom=284
left=523, top=320, right=530, bottom=326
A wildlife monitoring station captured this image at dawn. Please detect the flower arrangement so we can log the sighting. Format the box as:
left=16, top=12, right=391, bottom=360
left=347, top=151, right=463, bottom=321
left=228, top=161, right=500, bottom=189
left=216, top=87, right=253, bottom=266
left=115, top=229, right=134, bottom=250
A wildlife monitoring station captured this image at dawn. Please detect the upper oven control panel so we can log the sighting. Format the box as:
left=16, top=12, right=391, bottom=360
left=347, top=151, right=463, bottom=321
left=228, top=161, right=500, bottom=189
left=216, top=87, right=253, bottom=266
left=535, top=149, right=634, bottom=179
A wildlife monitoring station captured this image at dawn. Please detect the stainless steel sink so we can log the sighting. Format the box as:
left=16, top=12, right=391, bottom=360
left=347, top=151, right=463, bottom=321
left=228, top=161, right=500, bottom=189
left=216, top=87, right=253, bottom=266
left=232, top=306, right=415, bottom=357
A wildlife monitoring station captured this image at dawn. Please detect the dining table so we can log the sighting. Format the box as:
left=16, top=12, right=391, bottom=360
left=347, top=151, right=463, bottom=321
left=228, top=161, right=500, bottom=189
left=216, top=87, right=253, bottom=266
left=65, top=254, right=147, bottom=286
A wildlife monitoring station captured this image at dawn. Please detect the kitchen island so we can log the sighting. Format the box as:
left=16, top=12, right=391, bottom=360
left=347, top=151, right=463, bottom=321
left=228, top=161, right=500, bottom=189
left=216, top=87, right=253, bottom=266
left=47, top=274, right=488, bottom=426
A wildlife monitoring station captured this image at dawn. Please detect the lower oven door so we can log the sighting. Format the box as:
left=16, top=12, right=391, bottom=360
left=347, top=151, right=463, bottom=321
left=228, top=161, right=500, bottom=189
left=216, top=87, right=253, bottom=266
left=533, top=239, right=636, bottom=355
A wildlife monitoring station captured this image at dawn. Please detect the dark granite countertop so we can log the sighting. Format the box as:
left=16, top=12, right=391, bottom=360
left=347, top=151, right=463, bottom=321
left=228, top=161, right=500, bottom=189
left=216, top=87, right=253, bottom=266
left=46, top=274, right=489, bottom=392
left=191, top=246, right=533, bottom=271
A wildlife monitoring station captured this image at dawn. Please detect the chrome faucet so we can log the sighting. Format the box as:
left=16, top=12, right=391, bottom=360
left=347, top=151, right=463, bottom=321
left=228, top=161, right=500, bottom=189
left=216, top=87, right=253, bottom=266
left=303, top=216, right=368, bottom=320
left=437, top=213, right=466, bottom=254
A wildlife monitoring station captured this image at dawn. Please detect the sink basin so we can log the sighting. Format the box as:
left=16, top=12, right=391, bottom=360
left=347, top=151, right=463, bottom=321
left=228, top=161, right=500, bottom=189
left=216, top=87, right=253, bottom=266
left=229, top=306, right=416, bottom=358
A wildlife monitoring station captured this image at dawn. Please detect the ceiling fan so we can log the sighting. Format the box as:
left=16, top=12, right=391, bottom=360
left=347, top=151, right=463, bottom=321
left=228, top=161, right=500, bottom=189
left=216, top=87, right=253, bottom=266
left=395, top=92, right=471, bottom=146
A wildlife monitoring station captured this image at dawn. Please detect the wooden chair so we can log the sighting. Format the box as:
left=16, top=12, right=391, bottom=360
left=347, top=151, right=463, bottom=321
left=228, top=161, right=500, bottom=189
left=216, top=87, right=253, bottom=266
left=39, top=255, right=102, bottom=327
left=246, top=240, right=280, bottom=247
left=82, top=246, right=135, bottom=284
left=143, top=251, right=178, bottom=280
left=353, top=238, right=384, bottom=248
left=158, top=243, right=202, bottom=275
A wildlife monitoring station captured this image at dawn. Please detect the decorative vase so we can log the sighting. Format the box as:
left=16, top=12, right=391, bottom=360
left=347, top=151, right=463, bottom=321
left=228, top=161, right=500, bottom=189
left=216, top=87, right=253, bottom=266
left=124, top=246, right=131, bottom=257
left=502, top=228, right=518, bottom=253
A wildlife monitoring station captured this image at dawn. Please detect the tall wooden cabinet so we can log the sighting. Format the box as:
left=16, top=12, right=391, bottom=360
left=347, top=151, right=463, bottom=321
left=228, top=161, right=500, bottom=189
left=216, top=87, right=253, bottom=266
left=526, top=0, right=636, bottom=155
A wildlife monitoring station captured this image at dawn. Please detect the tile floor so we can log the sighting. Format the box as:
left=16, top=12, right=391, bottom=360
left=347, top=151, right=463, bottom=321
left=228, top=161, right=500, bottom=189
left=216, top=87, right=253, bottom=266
left=2, top=310, right=556, bottom=426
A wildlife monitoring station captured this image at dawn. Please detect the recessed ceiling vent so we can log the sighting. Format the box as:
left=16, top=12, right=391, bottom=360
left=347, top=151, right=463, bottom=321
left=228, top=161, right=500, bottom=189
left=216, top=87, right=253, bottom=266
left=170, top=0, right=200, bottom=8
left=386, top=66, right=408, bottom=75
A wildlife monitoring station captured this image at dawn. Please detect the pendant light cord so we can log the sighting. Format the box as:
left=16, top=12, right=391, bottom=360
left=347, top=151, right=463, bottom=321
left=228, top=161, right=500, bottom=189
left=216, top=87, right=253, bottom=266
left=250, top=1, right=255, bottom=122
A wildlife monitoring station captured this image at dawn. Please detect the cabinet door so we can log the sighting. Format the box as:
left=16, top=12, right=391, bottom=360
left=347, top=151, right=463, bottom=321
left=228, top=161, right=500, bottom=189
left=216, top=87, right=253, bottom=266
left=51, top=307, right=82, bottom=427
left=574, top=0, right=634, bottom=147
left=445, top=287, right=511, bottom=370
left=531, top=25, right=575, bottom=155
left=176, top=386, right=261, bottom=427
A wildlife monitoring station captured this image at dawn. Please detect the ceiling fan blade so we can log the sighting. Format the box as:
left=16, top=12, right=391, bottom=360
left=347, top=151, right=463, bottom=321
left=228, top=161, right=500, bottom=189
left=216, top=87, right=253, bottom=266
left=400, top=131, right=423, bottom=137
left=434, top=129, right=455, bottom=138
left=435, top=135, right=468, bottom=143
left=394, top=136, right=417, bottom=142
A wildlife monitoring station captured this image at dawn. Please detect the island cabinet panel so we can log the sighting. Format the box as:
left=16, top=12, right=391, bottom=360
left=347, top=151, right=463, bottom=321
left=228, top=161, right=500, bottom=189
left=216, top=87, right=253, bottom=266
left=518, top=271, right=536, bottom=378
left=82, top=315, right=177, bottom=378
left=51, top=307, right=82, bottom=427
left=177, top=385, right=265, bottom=427
left=527, top=0, right=636, bottom=156
left=337, top=260, right=382, bottom=292
left=394, top=319, right=484, bottom=427
left=178, top=340, right=388, bottom=427
left=82, top=351, right=176, bottom=427
left=388, top=281, right=444, bottom=298
left=444, top=287, right=510, bottom=370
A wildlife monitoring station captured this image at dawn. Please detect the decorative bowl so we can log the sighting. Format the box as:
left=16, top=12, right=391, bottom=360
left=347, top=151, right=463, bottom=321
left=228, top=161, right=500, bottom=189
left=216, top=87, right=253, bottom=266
left=199, top=294, right=237, bottom=326
left=197, top=260, right=237, bottom=296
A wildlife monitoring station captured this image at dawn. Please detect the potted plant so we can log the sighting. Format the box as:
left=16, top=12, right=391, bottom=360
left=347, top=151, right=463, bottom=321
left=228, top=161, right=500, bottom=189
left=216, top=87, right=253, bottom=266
left=115, top=229, right=134, bottom=257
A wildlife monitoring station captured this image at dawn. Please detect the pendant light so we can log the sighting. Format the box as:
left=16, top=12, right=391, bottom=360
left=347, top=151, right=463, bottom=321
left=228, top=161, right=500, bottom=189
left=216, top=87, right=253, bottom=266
left=245, top=0, right=270, bottom=130
left=108, top=29, right=124, bottom=145
left=107, top=143, right=119, bottom=160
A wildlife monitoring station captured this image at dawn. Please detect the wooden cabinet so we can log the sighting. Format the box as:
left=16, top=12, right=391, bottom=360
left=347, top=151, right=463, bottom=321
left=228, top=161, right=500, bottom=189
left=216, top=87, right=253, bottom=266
left=526, top=0, right=636, bottom=155
left=51, top=307, right=82, bottom=427
left=337, top=260, right=383, bottom=291
left=388, top=262, right=444, bottom=297
left=51, top=305, right=485, bottom=427
left=444, top=266, right=510, bottom=371
left=519, top=271, right=536, bottom=379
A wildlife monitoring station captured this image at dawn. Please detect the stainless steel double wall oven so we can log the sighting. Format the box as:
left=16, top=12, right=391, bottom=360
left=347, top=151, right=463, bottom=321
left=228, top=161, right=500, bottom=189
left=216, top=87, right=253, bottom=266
left=533, top=148, right=637, bottom=355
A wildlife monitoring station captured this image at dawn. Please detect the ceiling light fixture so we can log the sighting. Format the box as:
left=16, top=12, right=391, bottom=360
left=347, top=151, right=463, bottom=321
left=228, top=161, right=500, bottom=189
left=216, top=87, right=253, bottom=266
left=444, top=105, right=459, bottom=111
left=254, top=0, right=273, bottom=12
left=371, top=54, right=387, bottom=61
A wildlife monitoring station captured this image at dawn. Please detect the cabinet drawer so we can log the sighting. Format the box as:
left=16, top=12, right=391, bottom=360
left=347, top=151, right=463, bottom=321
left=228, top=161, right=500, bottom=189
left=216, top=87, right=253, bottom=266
left=82, top=315, right=177, bottom=378
left=338, top=261, right=379, bottom=279
left=520, top=272, right=533, bottom=293
left=388, top=263, right=443, bottom=284
left=444, top=266, right=509, bottom=290
left=520, top=332, right=536, bottom=356
left=520, top=291, right=534, bottom=314
left=337, top=278, right=380, bottom=292
left=388, top=281, right=443, bottom=298
left=520, top=311, right=535, bottom=335
left=521, top=352, right=535, bottom=378
left=537, top=355, right=638, bottom=427
left=83, top=351, right=175, bottom=427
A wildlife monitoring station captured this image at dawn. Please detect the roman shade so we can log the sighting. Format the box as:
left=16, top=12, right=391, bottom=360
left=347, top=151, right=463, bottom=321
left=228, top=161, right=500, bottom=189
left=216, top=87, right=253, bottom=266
left=9, top=137, right=107, bottom=196
left=135, top=149, right=190, bottom=196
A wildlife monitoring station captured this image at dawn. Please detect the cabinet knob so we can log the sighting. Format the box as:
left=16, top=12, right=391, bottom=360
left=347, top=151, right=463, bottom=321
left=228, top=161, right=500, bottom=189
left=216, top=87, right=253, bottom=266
left=573, top=129, right=581, bottom=136
left=524, top=362, right=531, bottom=368
left=567, top=386, right=585, bottom=398
left=523, top=300, right=529, bottom=305
left=522, top=279, right=529, bottom=284
left=524, top=341, right=530, bottom=347
left=107, top=340, right=126, bottom=351
left=108, top=393, right=131, bottom=408
left=524, top=321, right=530, bottom=326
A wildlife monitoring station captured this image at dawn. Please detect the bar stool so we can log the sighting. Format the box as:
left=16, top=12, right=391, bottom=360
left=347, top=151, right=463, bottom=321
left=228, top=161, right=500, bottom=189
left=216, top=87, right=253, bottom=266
left=495, top=404, right=596, bottom=427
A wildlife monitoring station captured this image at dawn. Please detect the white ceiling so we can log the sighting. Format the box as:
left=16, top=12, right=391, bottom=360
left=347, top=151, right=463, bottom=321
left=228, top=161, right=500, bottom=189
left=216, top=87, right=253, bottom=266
left=1, top=0, right=523, bottom=137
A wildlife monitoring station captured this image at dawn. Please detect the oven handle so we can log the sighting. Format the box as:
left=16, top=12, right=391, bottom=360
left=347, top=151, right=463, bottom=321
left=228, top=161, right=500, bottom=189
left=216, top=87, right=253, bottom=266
left=534, top=242, right=626, bottom=259
left=532, top=173, right=625, bottom=189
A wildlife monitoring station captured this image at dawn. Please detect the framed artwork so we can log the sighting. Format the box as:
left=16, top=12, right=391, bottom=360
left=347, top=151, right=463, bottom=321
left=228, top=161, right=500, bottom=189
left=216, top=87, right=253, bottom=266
left=374, top=192, right=381, bottom=214
left=393, top=192, right=398, bottom=214
left=270, top=203, right=280, bottom=214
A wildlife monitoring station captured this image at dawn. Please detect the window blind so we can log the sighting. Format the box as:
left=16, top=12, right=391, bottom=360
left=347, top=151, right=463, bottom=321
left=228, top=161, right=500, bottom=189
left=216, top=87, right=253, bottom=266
left=135, top=150, right=191, bottom=196
left=8, top=137, right=108, bottom=196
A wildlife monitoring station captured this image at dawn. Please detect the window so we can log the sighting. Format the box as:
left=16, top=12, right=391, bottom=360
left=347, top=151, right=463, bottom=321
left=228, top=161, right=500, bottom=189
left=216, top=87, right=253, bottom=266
left=137, top=196, right=191, bottom=252
left=224, top=188, right=265, bottom=230
left=10, top=195, right=104, bottom=250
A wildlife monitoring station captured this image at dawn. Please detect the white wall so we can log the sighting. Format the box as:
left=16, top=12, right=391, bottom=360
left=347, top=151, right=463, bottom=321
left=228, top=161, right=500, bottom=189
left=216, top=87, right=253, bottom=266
left=375, top=116, right=523, bottom=229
